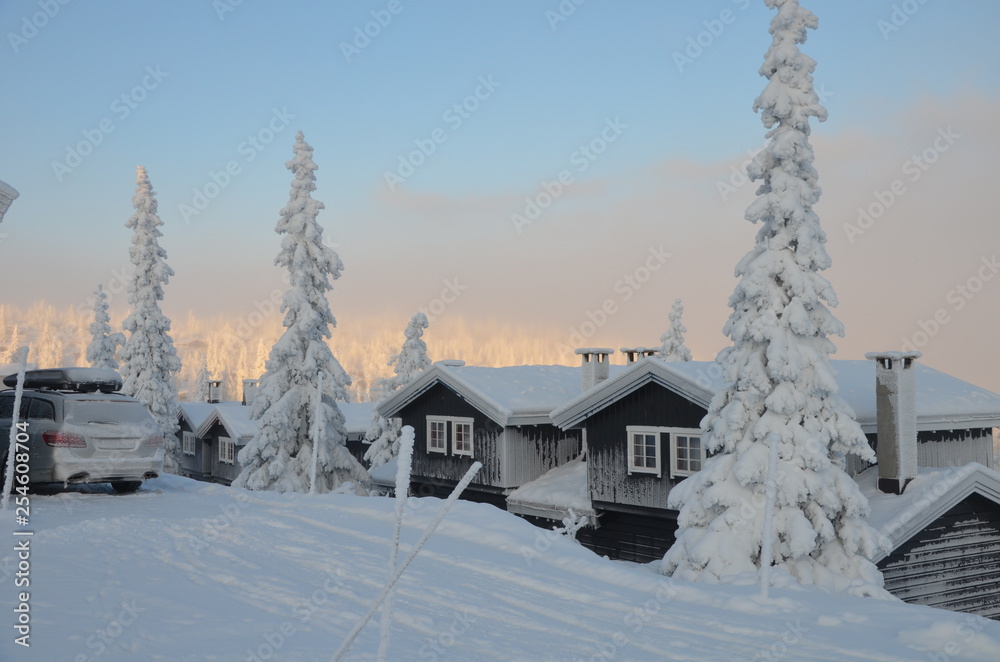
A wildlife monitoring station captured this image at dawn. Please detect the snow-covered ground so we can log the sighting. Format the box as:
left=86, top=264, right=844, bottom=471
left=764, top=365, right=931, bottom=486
left=2, top=475, right=999, bottom=661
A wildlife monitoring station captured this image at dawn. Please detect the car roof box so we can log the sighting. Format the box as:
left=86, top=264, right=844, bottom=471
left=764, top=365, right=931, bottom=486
left=3, top=368, right=123, bottom=392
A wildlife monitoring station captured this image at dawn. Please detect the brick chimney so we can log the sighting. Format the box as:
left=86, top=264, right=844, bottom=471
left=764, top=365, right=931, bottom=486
left=576, top=348, right=613, bottom=391
left=241, top=379, right=260, bottom=407
left=207, top=379, right=223, bottom=404
left=865, top=351, right=921, bottom=495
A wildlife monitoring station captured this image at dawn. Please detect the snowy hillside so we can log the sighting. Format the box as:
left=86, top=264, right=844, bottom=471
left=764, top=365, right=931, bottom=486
left=2, top=476, right=1000, bottom=661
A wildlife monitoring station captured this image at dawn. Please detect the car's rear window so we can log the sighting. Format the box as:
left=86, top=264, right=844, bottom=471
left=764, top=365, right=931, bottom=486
left=64, top=399, right=153, bottom=426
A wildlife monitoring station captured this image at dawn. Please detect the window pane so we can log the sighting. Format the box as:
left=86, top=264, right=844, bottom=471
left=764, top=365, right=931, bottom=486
left=454, top=422, right=472, bottom=452
left=29, top=398, right=55, bottom=421
left=0, top=396, right=14, bottom=419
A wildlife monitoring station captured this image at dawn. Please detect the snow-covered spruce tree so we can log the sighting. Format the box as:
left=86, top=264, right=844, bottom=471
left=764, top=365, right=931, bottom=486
left=86, top=285, right=124, bottom=371
left=119, top=166, right=183, bottom=473
left=234, top=132, right=367, bottom=493
left=659, top=298, right=692, bottom=362
left=662, top=0, right=889, bottom=598
left=2, top=325, right=19, bottom=364
left=189, top=360, right=213, bottom=403
left=364, top=312, right=432, bottom=469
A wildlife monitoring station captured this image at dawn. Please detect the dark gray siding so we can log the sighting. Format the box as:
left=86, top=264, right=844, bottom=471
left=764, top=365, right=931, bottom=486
left=212, top=432, right=241, bottom=485
left=397, top=382, right=582, bottom=492
left=501, top=425, right=582, bottom=489
left=585, top=381, right=706, bottom=511
left=397, top=382, right=505, bottom=488
left=879, top=493, right=1000, bottom=620
left=177, top=419, right=206, bottom=480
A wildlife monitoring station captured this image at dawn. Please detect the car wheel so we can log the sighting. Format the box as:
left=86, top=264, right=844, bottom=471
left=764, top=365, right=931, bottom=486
left=111, top=481, right=141, bottom=494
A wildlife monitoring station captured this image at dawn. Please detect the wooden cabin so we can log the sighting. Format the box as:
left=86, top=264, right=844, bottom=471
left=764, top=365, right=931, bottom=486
left=375, top=358, right=618, bottom=506
left=177, top=398, right=373, bottom=485
left=862, top=463, right=1000, bottom=620
left=539, top=352, right=1000, bottom=618
left=177, top=402, right=219, bottom=482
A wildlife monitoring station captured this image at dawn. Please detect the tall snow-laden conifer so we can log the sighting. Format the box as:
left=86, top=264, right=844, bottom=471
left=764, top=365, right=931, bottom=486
left=659, top=298, right=692, bottom=362
left=234, top=132, right=367, bottom=493
left=119, top=166, right=183, bottom=472
left=86, top=285, right=123, bottom=371
left=365, top=312, right=432, bottom=469
left=662, top=0, right=889, bottom=598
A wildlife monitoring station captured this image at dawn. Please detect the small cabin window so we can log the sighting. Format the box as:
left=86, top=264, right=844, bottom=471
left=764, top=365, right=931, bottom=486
left=426, top=416, right=474, bottom=457
left=219, top=437, right=235, bottom=464
left=626, top=426, right=704, bottom=479
left=627, top=426, right=662, bottom=477
left=671, top=433, right=703, bottom=477
left=182, top=431, right=196, bottom=456
left=453, top=420, right=473, bottom=456
left=427, top=419, right=447, bottom=453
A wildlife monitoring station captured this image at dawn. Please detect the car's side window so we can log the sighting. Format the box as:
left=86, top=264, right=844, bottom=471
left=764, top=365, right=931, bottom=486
left=29, top=398, right=55, bottom=421
left=0, top=396, right=32, bottom=420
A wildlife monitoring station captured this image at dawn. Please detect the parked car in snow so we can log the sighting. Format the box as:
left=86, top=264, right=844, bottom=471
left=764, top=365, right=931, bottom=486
left=0, top=368, right=164, bottom=493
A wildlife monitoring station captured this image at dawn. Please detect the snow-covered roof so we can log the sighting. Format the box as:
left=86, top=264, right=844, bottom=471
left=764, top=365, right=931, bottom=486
left=858, top=463, right=1000, bottom=562
left=340, top=402, right=375, bottom=436
left=207, top=402, right=259, bottom=442
left=178, top=402, right=218, bottom=434
left=368, top=456, right=397, bottom=487
left=552, top=357, right=1000, bottom=433
left=506, top=457, right=595, bottom=522
left=551, top=358, right=720, bottom=429
left=0, top=179, right=19, bottom=199
left=378, top=362, right=627, bottom=427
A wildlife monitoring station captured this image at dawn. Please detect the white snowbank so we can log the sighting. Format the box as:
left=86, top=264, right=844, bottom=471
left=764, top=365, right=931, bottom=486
left=2, top=475, right=999, bottom=660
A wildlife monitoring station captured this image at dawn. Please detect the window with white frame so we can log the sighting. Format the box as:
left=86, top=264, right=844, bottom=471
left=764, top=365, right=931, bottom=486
left=426, top=416, right=475, bottom=457
left=627, top=426, right=662, bottom=476
left=427, top=418, right=448, bottom=453
left=182, top=431, right=195, bottom=456
left=671, top=432, right=703, bottom=477
left=452, top=419, right=473, bottom=456
left=626, top=426, right=704, bottom=479
left=219, top=436, right=235, bottom=465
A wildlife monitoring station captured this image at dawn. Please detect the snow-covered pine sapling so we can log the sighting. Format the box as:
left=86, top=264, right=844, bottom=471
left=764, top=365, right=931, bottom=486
left=234, top=132, right=368, bottom=494
left=188, top=360, right=213, bottom=403
left=86, top=284, right=124, bottom=371
left=119, top=166, right=183, bottom=473
left=662, top=0, right=890, bottom=599
left=365, top=312, right=432, bottom=469
left=659, top=298, right=692, bottom=362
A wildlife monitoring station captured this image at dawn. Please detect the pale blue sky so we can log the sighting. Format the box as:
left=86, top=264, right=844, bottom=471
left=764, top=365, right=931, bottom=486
left=2, top=1, right=999, bottom=390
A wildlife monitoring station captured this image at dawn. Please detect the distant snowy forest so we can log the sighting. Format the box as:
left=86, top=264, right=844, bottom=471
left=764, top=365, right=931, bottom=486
left=0, top=303, right=573, bottom=402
